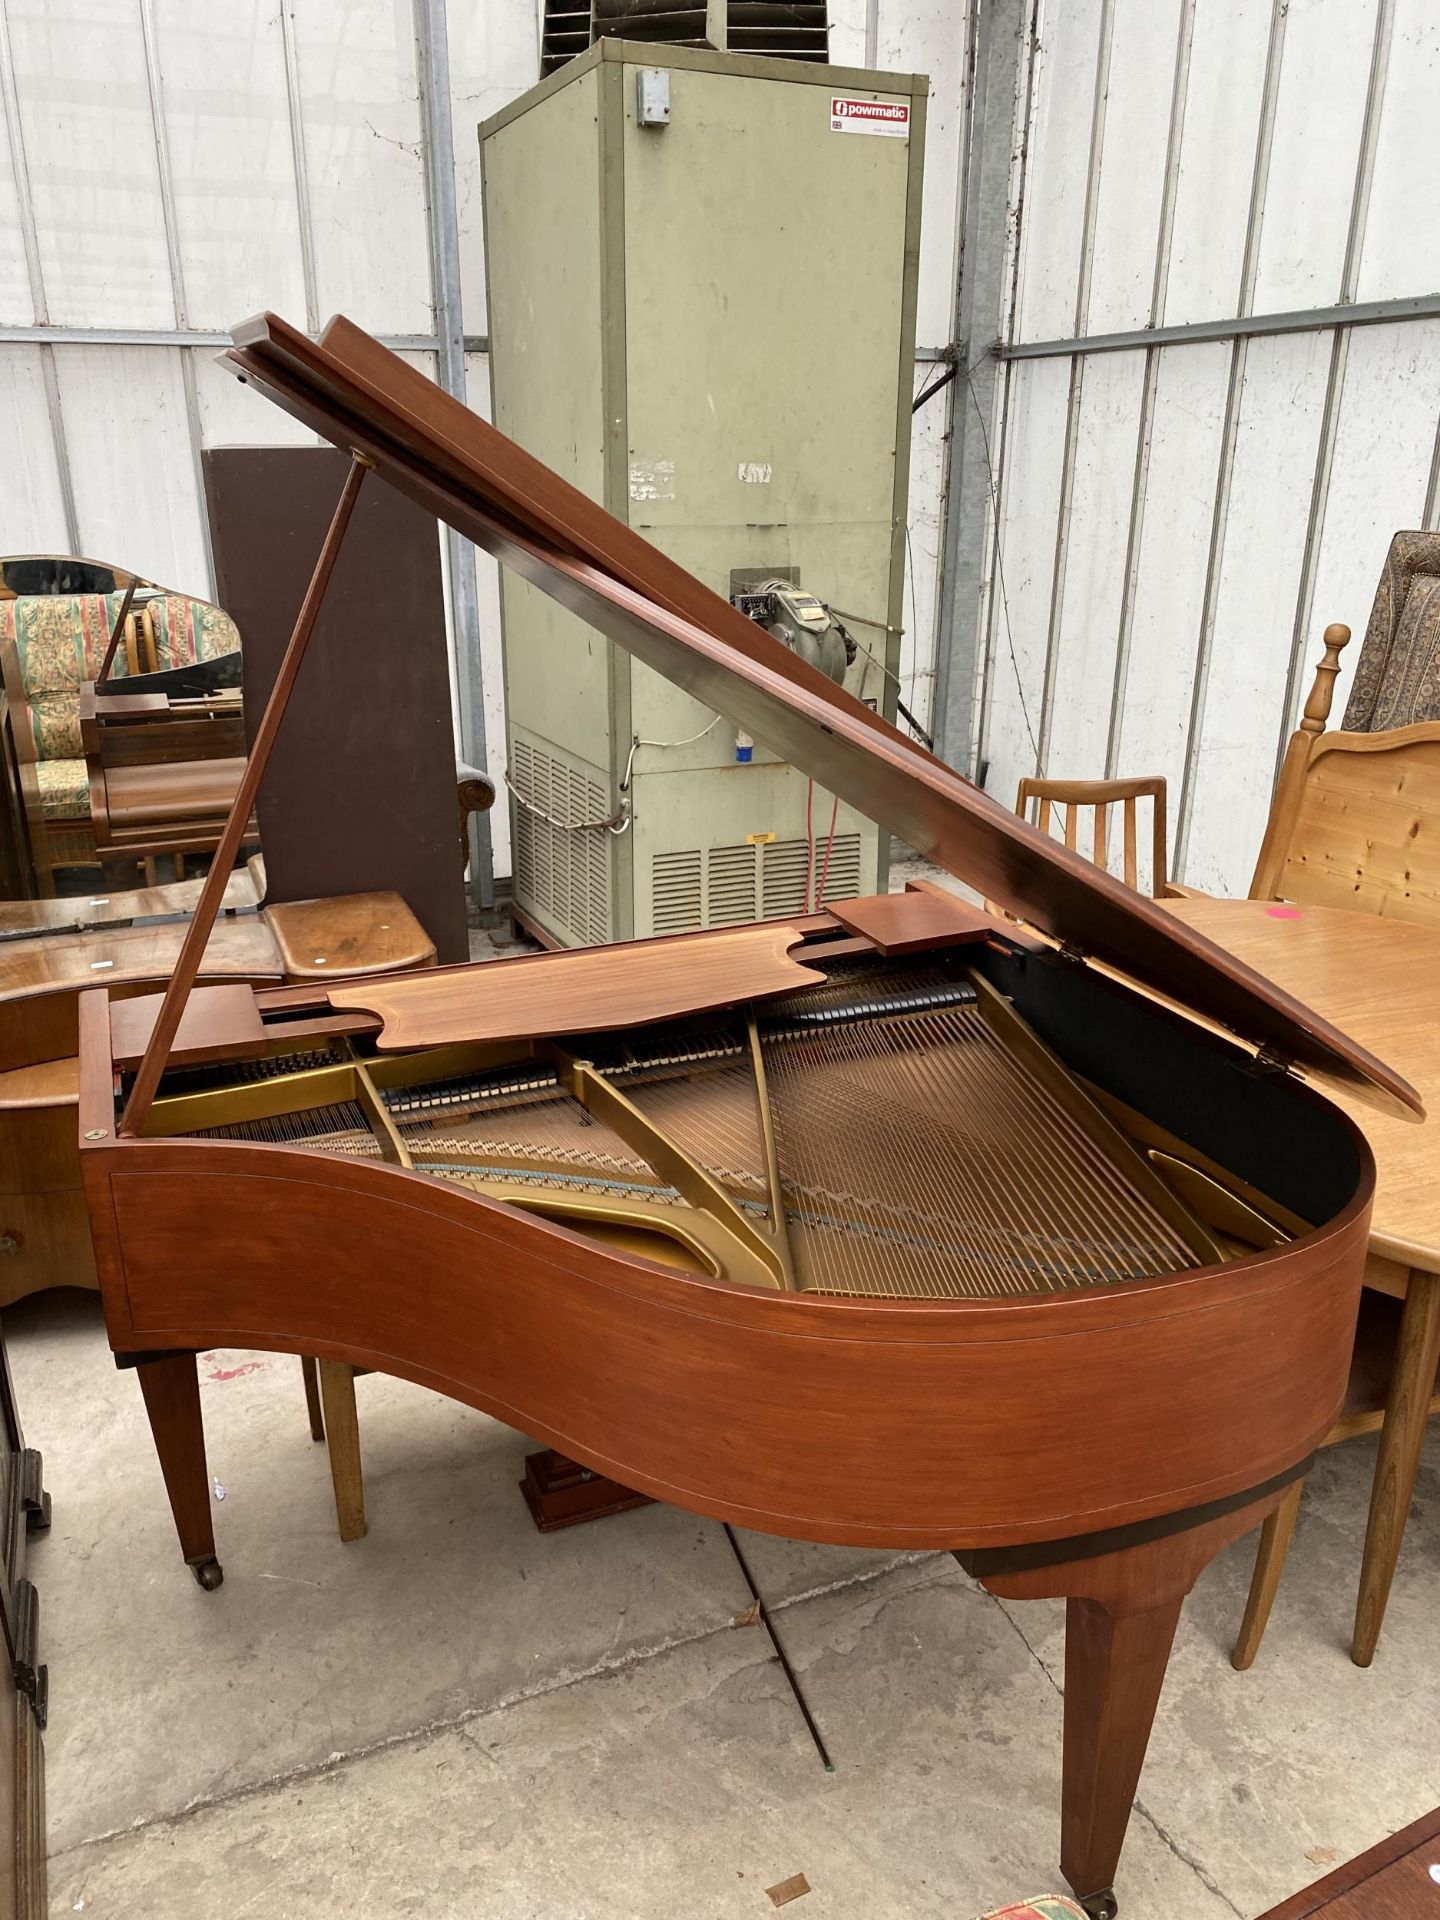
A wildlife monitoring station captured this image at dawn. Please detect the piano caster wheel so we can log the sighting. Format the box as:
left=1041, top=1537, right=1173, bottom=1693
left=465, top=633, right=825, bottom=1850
left=189, top=1557, right=224, bottom=1592
left=1079, top=1890, right=1118, bottom=1920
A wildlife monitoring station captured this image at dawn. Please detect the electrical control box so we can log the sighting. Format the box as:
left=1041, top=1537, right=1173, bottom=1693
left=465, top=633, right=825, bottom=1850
left=480, top=39, right=927, bottom=947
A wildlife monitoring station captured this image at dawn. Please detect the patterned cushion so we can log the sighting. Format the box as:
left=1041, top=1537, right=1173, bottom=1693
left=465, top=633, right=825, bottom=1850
left=145, top=595, right=240, bottom=671
left=2, top=593, right=138, bottom=761
left=976, top=1903, right=1088, bottom=1920
left=8, top=593, right=133, bottom=694
left=34, top=757, right=88, bottom=820
left=1343, top=530, right=1440, bottom=730
left=28, top=692, right=84, bottom=760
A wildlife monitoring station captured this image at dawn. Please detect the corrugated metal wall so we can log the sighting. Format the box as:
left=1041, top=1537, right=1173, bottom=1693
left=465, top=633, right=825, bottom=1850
left=973, top=0, right=1440, bottom=894
left=0, top=0, right=968, bottom=884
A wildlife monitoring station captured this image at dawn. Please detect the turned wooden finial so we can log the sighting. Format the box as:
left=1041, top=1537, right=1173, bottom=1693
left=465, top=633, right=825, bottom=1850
left=1300, top=623, right=1351, bottom=735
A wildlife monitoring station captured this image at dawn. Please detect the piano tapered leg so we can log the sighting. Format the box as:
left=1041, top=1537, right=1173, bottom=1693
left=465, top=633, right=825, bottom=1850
left=970, top=1480, right=1292, bottom=1915
left=132, top=1352, right=223, bottom=1591
left=1057, top=1593, right=1182, bottom=1916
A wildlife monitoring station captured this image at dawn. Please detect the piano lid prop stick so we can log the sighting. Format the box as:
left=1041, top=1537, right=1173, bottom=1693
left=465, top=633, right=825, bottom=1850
left=94, top=576, right=139, bottom=694
left=119, top=453, right=373, bottom=1137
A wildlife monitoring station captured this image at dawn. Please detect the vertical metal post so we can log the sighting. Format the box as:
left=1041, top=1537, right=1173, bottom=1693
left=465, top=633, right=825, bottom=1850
left=930, top=0, right=1030, bottom=775
left=278, top=2, right=321, bottom=334
left=413, top=0, right=494, bottom=911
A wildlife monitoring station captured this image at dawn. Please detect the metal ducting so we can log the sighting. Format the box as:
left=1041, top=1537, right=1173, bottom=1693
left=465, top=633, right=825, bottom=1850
left=541, top=2, right=828, bottom=78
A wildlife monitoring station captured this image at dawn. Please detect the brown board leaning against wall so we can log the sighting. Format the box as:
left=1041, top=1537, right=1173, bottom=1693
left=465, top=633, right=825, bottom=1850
left=204, top=445, right=469, bottom=964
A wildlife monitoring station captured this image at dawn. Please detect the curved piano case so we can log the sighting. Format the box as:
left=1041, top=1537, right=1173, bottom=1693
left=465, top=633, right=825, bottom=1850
left=79, top=934, right=1374, bottom=1556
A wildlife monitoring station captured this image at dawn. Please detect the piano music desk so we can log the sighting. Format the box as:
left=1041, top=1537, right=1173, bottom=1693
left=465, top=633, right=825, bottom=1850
left=0, top=896, right=432, bottom=1309
left=1162, top=895, right=1440, bottom=1666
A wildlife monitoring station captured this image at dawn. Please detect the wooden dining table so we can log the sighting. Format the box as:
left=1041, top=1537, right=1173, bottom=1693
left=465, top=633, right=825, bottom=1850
left=1162, top=894, right=1440, bottom=1665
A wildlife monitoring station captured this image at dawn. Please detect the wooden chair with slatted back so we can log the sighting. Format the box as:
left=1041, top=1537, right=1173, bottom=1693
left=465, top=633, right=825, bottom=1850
left=1014, top=776, right=1169, bottom=896
left=1250, top=623, right=1440, bottom=927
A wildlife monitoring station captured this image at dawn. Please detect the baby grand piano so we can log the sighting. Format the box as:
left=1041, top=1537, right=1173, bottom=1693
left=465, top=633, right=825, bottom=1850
left=75, top=315, right=1418, bottom=1917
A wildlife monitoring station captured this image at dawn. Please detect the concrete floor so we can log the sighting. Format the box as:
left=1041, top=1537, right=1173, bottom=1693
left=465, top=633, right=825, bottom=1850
left=5, top=1287, right=1436, bottom=1920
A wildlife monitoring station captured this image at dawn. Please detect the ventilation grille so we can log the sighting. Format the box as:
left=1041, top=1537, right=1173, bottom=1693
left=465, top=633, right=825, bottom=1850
left=651, top=832, right=861, bottom=934
left=510, top=738, right=612, bottom=947
left=541, top=2, right=829, bottom=75
left=763, top=833, right=860, bottom=916
left=725, top=3, right=829, bottom=61
left=652, top=848, right=702, bottom=934
left=594, top=1, right=718, bottom=50
left=541, top=6, right=591, bottom=74
left=708, top=843, right=761, bottom=925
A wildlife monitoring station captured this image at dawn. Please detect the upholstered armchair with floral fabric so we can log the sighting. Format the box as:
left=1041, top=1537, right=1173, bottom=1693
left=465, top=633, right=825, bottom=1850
left=0, top=589, right=240, bottom=890
left=1342, top=529, right=1440, bottom=730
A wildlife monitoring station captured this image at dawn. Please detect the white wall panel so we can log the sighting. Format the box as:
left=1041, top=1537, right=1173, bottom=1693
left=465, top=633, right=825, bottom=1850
left=0, top=76, right=32, bottom=324
left=1302, top=321, right=1440, bottom=727
left=877, top=0, right=965, bottom=350
left=1112, top=341, right=1230, bottom=807
left=826, top=10, right=867, bottom=69
left=448, top=6, right=538, bottom=333
left=899, top=370, right=945, bottom=736
left=1086, top=0, right=1179, bottom=336
left=1251, top=0, right=1378, bottom=313
left=191, top=347, right=318, bottom=451
left=1357, top=0, right=1440, bottom=302
left=7, top=0, right=173, bottom=327
left=0, top=346, right=67, bottom=550
left=290, top=0, right=431, bottom=334
left=151, top=1, right=306, bottom=327
left=52, top=345, right=207, bottom=595
left=1183, top=330, right=1332, bottom=893
left=1043, top=350, right=1146, bottom=777
left=1163, top=0, right=1272, bottom=326
left=979, top=355, right=1069, bottom=808
left=1012, top=0, right=1104, bottom=343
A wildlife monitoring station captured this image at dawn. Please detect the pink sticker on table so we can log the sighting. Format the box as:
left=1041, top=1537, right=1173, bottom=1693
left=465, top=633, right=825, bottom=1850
left=1265, top=905, right=1303, bottom=919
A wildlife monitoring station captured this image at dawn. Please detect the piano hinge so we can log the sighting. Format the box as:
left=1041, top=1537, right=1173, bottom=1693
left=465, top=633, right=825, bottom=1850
left=11, top=1581, right=46, bottom=1730
left=1253, top=1043, right=1296, bottom=1078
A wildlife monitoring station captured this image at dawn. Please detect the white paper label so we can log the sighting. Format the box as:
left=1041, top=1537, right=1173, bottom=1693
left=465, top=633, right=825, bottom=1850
left=628, top=458, right=676, bottom=503
left=737, top=461, right=772, bottom=484
left=830, top=96, right=910, bottom=139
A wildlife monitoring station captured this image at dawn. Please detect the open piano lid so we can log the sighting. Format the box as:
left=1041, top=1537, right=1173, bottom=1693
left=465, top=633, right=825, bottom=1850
left=225, top=312, right=1419, bottom=1117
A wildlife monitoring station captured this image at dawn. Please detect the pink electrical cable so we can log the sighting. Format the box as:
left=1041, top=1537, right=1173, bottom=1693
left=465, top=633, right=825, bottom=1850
left=805, top=777, right=815, bottom=913
left=813, top=792, right=840, bottom=908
